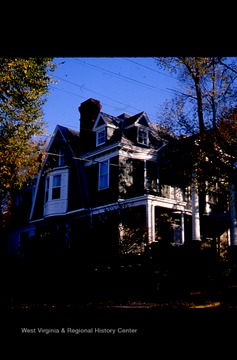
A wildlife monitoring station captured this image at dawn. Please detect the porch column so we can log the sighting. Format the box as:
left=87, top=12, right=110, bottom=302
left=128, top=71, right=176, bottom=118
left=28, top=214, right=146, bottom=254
left=229, top=183, right=237, bottom=246
left=146, top=200, right=155, bottom=244
left=181, top=211, right=185, bottom=244
left=144, top=160, right=147, bottom=190
left=205, top=181, right=211, bottom=214
left=191, top=183, right=201, bottom=241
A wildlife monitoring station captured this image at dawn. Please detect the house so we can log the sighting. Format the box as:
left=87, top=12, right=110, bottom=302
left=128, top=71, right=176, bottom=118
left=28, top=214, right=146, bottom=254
left=8, top=98, right=231, bottom=264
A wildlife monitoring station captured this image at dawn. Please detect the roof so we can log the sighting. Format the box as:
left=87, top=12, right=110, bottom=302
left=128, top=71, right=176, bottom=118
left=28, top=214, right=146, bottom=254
left=100, top=112, right=121, bottom=128
left=97, top=110, right=178, bottom=149
left=49, top=125, right=81, bottom=157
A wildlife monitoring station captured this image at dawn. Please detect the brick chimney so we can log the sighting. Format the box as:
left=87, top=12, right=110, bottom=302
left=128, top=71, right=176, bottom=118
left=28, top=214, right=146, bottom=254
left=78, top=98, right=102, bottom=153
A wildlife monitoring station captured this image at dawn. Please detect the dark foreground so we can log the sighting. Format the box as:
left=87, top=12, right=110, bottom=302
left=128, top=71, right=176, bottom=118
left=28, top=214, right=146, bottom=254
left=2, top=299, right=237, bottom=359
left=3, top=285, right=237, bottom=359
left=3, top=251, right=237, bottom=352
left=3, top=285, right=237, bottom=345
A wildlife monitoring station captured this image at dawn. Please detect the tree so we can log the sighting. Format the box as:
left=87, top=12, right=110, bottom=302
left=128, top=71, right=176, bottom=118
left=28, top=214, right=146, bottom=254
left=155, top=57, right=237, bottom=134
left=0, top=58, right=57, bottom=236
left=155, top=57, right=237, bottom=248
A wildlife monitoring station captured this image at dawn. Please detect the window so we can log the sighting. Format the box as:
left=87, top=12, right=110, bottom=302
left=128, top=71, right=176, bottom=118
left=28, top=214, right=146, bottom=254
left=52, top=174, right=61, bottom=199
left=44, top=169, right=69, bottom=217
left=99, top=160, right=109, bottom=190
left=138, top=127, right=149, bottom=145
left=96, top=128, right=106, bottom=146
left=46, top=174, right=62, bottom=201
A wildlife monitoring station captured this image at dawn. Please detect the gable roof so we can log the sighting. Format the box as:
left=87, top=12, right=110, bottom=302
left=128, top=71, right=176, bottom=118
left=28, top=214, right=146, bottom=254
left=122, top=111, right=148, bottom=128
left=92, top=112, right=121, bottom=131
left=90, top=108, right=178, bottom=149
left=46, top=125, right=80, bottom=159
left=29, top=125, right=88, bottom=222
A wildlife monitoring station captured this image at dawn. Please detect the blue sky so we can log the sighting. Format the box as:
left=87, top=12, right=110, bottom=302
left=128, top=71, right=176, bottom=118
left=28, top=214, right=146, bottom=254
left=43, top=57, right=179, bottom=135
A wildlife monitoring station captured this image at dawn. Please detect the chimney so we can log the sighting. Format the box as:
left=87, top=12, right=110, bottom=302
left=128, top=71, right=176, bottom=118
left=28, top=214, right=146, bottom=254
left=78, top=98, right=102, bottom=153
left=79, top=98, right=102, bottom=132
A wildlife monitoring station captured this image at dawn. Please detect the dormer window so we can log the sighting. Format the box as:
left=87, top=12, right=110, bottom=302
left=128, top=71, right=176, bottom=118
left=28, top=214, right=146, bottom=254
left=138, top=127, right=149, bottom=146
left=96, top=128, right=106, bottom=146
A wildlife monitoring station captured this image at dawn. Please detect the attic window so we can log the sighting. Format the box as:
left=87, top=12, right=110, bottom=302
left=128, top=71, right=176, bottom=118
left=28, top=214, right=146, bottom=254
left=96, top=128, right=106, bottom=146
left=138, top=127, right=149, bottom=146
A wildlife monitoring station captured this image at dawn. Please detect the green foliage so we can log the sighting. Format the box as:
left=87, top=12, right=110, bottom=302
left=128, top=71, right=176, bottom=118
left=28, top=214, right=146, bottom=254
left=0, top=58, right=56, bottom=197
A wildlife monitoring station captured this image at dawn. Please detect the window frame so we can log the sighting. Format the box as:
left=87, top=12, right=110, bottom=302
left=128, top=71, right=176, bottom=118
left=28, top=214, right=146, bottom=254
left=52, top=174, right=61, bottom=199
left=45, top=173, right=62, bottom=202
left=96, top=127, right=106, bottom=146
left=137, top=126, right=149, bottom=146
left=98, top=160, right=110, bottom=190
